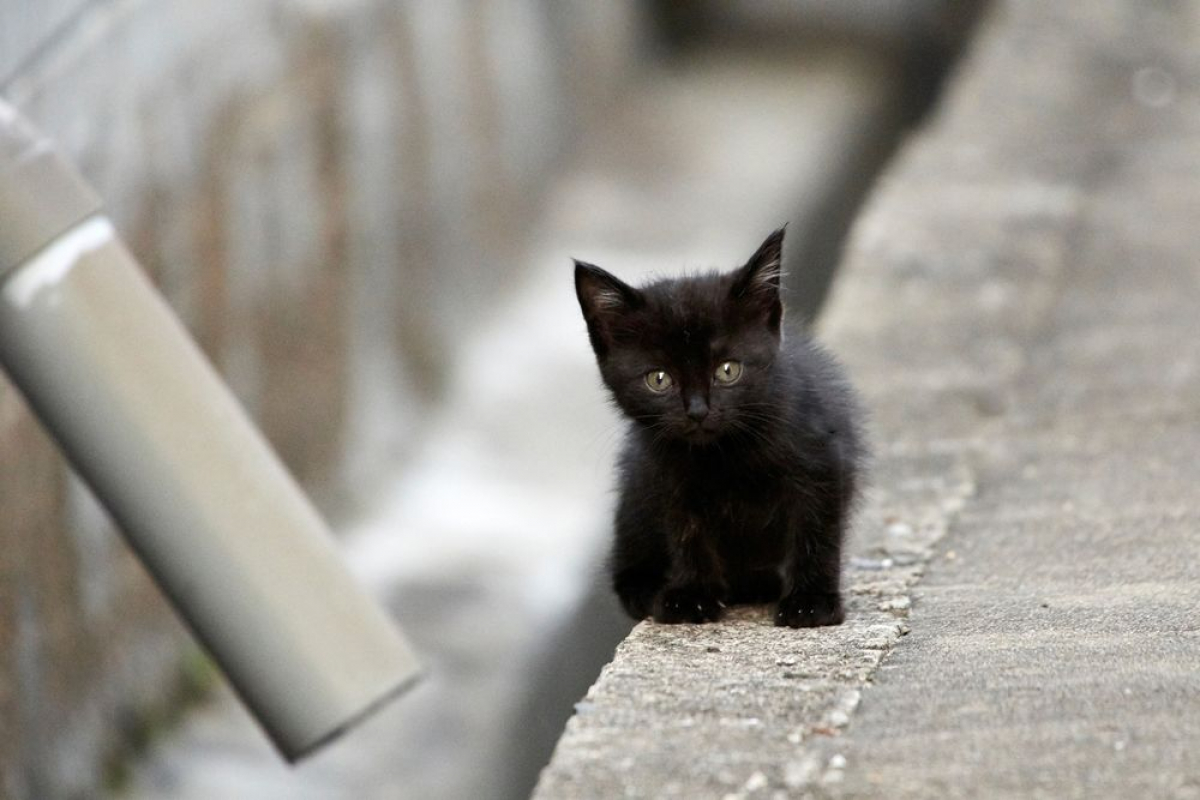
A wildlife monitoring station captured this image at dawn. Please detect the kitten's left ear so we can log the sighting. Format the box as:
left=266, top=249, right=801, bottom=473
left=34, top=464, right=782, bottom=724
left=731, top=227, right=785, bottom=335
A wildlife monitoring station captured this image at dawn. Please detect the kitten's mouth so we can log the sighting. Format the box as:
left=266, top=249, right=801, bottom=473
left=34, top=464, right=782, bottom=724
left=680, top=423, right=721, bottom=444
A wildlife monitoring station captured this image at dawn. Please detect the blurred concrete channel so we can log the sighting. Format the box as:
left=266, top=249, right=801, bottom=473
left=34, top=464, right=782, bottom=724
left=0, top=3, right=978, bottom=799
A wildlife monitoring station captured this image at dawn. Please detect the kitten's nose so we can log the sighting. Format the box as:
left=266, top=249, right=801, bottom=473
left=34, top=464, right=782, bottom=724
left=685, top=395, right=709, bottom=422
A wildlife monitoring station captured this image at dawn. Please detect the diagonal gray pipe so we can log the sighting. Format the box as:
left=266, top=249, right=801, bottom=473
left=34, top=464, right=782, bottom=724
left=0, top=99, right=420, bottom=762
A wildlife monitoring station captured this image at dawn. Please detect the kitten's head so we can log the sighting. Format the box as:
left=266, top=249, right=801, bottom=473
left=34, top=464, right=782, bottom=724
left=574, top=228, right=786, bottom=445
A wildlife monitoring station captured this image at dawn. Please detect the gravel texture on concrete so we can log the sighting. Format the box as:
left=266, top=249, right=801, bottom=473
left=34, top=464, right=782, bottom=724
left=534, top=1, right=1200, bottom=798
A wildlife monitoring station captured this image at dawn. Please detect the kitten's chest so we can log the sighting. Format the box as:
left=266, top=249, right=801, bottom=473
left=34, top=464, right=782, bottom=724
left=693, top=482, right=787, bottom=569
left=651, top=451, right=790, bottom=566
left=674, top=460, right=784, bottom=535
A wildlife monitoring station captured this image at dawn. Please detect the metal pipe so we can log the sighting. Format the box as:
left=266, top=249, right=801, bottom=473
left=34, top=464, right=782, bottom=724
left=0, top=99, right=420, bottom=762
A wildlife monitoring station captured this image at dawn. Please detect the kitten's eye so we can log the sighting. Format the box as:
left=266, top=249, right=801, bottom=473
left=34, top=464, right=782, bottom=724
left=714, top=360, right=743, bottom=385
left=645, top=370, right=674, bottom=393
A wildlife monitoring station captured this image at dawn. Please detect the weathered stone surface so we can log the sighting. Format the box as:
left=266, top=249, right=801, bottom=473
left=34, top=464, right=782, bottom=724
left=535, top=0, right=1200, bottom=797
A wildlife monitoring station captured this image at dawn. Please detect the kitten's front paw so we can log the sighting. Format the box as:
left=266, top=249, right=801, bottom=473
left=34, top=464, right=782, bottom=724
left=654, top=585, right=725, bottom=624
left=775, top=592, right=844, bottom=628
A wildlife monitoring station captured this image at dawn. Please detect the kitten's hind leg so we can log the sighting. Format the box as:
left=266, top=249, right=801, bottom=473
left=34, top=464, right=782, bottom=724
left=613, top=566, right=662, bottom=620
left=611, top=497, right=671, bottom=620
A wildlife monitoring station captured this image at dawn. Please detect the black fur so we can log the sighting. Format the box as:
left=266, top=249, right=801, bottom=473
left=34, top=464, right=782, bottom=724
left=574, top=228, right=865, bottom=627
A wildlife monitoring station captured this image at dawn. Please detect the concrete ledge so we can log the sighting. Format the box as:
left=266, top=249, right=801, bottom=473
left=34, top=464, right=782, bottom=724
left=532, top=453, right=972, bottom=798
left=535, top=0, right=1200, bottom=796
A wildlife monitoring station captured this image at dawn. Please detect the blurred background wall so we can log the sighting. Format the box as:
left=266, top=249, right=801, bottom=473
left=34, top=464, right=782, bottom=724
left=1, top=3, right=644, bottom=797
left=0, top=2, right=981, bottom=798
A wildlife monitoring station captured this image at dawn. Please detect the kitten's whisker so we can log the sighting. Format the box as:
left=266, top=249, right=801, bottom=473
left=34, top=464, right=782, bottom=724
left=729, top=420, right=776, bottom=451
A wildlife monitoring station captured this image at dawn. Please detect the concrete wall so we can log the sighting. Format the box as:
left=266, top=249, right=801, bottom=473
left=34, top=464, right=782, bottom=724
left=0, top=2, right=643, bottom=797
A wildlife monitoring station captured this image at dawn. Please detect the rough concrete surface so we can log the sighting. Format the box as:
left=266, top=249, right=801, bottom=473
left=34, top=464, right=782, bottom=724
left=535, top=1, right=1200, bottom=798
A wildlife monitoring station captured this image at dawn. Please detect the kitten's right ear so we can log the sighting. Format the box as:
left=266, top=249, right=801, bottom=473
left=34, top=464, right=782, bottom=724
left=574, top=260, right=640, bottom=358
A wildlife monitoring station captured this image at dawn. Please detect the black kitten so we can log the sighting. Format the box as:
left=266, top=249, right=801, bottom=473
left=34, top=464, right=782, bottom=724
left=574, top=228, right=864, bottom=628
